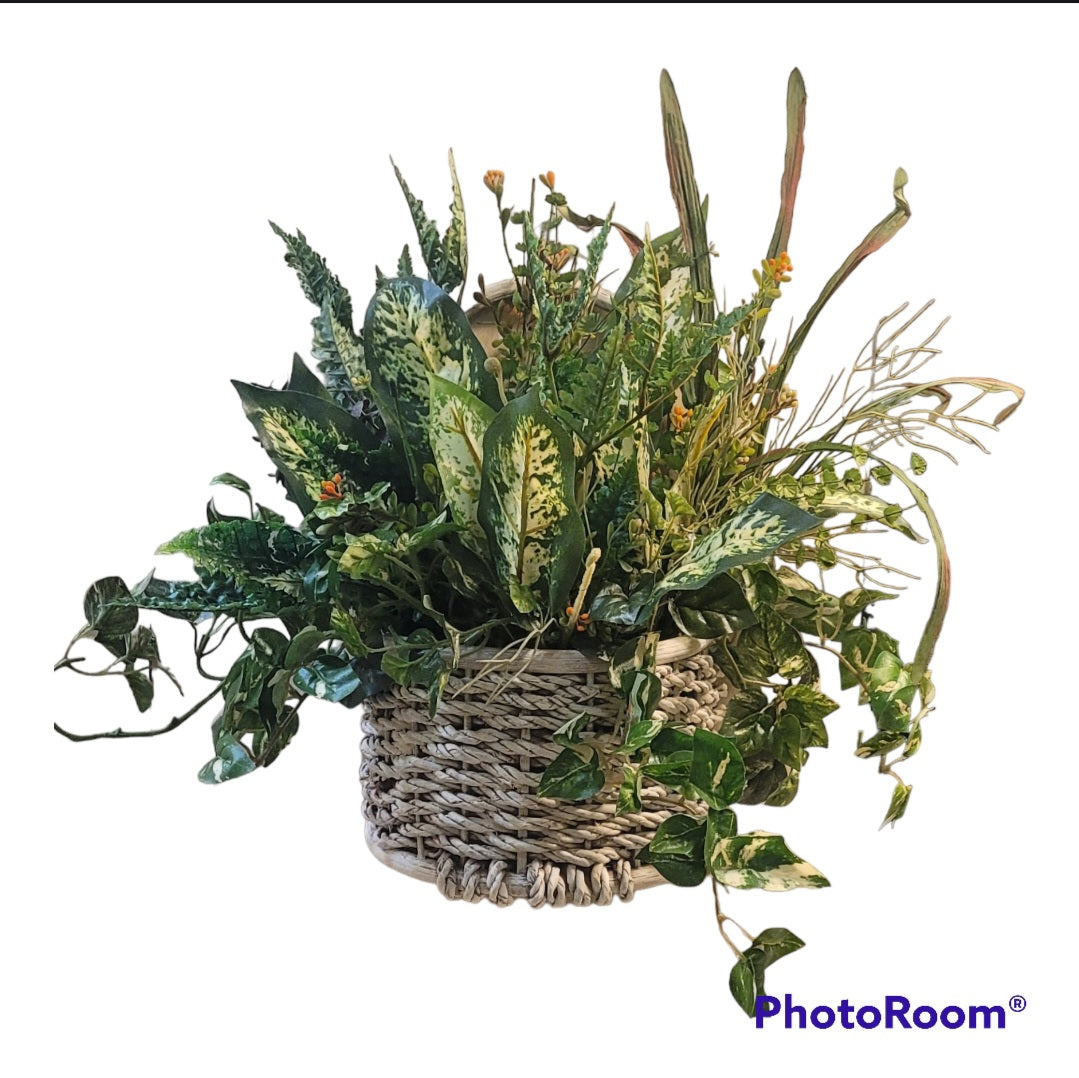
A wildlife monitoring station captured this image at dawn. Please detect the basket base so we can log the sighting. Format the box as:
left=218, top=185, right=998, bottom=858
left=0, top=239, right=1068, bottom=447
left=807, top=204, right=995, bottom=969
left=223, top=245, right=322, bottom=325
left=365, top=823, right=668, bottom=908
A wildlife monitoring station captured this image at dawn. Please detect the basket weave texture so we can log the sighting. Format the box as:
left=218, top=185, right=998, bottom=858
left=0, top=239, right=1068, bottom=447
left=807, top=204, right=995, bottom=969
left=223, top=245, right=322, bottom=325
left=361, top=638, right=731, bottom=907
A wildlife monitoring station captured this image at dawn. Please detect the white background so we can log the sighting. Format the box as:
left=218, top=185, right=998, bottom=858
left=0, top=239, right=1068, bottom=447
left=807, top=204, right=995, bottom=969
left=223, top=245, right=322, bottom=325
left=3, top=3, right=1075, bottom=1074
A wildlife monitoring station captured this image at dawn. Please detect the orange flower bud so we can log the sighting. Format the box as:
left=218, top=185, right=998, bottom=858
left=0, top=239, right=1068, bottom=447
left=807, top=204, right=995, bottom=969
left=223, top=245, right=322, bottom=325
left=483, top=170, right=504, bottom=196
left=540, top=171, right=556, bottom=190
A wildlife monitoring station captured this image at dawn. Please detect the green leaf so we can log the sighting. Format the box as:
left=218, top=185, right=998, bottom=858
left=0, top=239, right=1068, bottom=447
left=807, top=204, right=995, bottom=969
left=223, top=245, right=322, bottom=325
left=910, top=452, right=927, bottom=475
left=704, top=807, right=738, bottom=866
left=157, top=520, right=317, bottom=588
left=778, top=685, right=837, bottom=749
left=623, top=669, right=662, bottom=725
left=537, top=745, right=605, bottom=801
left=210, top=473, right=251, bottom=495
left=391, top=152, right=468, bottom=292
left=292, top=655, right=363, bottom=703
left=729, top=927, right=807, bottom=1017
left=478, top=387, right=585, bottom=615
left=735, top=607, right=812, bottom=681
left=818, top=489, right=926, bottom=543
left=839, top=587, right=896, bottom=628
left=268, top=222, right=358, bottom=405
left=552, top=711, right=591, bottom=747
left=83, top=577, right=138, bottom=639
left=839, top=626, right=901, bottom=691
left=651, top=494, right=821, bottom=607
left=639, top=813, right=706, bottom=886
left=124, top=670, right=154, bottom=713
left=689, top=729, right=745, bottom=809
left=710, top=831, right=830, bottom=891
left=286, top=353, right=332, bottom=400
left=428, top=374, right=495, bottom=552
left=880, top=783, right=913, bottom=829
left=640, top=754, right=692, bottom=787
left=198, top=732, right=257, bottom=785
left=616, top=765, right=642, bottom=814
left=232, top=381, right=391, bottom=513
left=659, top=70, right=714, bottom=331
left=364, top=276, right=496, bottom=487
left=772, top=711, right=803, bottom=770
left=589, top=583, right=652, bottom=628
left=620, top=718, right=665, bottom=756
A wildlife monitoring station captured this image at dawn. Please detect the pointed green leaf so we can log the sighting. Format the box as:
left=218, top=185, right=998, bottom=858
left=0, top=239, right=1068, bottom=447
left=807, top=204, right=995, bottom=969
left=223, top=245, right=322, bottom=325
left=616, top=764, right=642, bottom=814
left=285, top=353, right=331, bottom=400
left=292, top=655, right=363, bottom=703
left=364, top=276, right=496, bottom=486
left=639, top=813, right=706, bottom=887
left=819, top=489, right=926, bottom=543
left=552, top=711, right=592, bottom=748
left=428, top=374, right=495, bottom=551
left=198, top=732, right=257, bottom=785
left=689, top=729, right=745, bottom=809
left=536, top=745, right=605, bottom=801
left=124, top=670, right=154, bottom=713
left=620, top=718, right=665, bottom=756
left=391, top=154, right=467, bottom=292
left=478, top=387, right=585, bottom=615
left=880, top=783, right=913, bottom=829
left=652, top=494, right=821, bottom=606
left=710, top=831, right=830, bottom=891
left=83, top=577, right=138, bottom=639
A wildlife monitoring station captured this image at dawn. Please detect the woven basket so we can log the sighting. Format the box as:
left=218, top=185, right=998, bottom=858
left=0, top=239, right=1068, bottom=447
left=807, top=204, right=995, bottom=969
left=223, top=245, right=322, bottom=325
left=361, top=636, right=731, bottom=907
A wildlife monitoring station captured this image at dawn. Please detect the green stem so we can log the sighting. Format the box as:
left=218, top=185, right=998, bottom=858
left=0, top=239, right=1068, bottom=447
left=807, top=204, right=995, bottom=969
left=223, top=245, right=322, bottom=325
left=55, top=683, right=224, bottom=743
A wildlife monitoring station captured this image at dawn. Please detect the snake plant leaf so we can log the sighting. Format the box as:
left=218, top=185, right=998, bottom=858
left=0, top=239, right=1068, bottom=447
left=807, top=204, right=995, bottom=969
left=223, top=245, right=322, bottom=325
left=818, top=489, right=927, bottom=543
left=770, top=167, right=912, bottom=390
left=767, top=69, right=807, bottom=262
left=157, top=520, right=317, bottom=590
left=391, top=151, right=467, bottom=293
left=269, top=222, right=358, bottom=405
left=232, top=382, right=389, bottom=514
left=364, top=276, right=497, bottom=487
left=651, top=494, right=821, bottom=607
left=428, top=374, right=495, bottom=552
left=478, top=387, right=585, bottom=615
left=710, top=831, right=830, bottom=891
left=659, top=70, right=714, bottom=326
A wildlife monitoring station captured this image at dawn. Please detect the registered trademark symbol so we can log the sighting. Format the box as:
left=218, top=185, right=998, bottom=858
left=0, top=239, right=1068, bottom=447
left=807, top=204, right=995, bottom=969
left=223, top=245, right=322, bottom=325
left=1009, top=995, right=1027, bottom=1012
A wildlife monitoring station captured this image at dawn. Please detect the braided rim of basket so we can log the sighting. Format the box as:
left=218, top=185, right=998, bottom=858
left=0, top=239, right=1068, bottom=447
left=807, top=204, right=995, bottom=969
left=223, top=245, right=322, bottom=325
left=361, top=637, right=730, bottom=907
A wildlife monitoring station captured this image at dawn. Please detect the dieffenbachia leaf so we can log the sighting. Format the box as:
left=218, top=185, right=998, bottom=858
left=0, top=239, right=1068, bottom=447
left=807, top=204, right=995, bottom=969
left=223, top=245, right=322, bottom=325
left=818, top=489, right=927, bottom=543
left=391, top=151, right=467, bottom=293
left=428, top=374, right=495, bottom=552
left=364, top=276, right=496, bottom=487
left=477, top=387, right=585, bottom=615
left=285, top=353, right=331, bottom=400
left=651, top=493, right=821, bottom=608
left=232, top=382, right=390, bottom=513
left=710, top=831, right=830, bottom=891
left=729, top=927, right=806, bottom=1018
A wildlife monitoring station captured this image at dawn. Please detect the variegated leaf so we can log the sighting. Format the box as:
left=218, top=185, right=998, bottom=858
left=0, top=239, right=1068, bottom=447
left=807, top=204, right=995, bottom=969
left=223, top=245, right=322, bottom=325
left=818, top=490, right=926, bottom=543
left=478, top=387, right=585, bottom=615
left=651, top=494, right=821, bottom=606
left=232, top=382, right=387, bottom=513
left=391, top=153, right=467, bottom=292
left=428, top=374, right=495, bottom=552
left=710, top=831, right=830, bottom=892
left=364, top=276, right=496, bottom=486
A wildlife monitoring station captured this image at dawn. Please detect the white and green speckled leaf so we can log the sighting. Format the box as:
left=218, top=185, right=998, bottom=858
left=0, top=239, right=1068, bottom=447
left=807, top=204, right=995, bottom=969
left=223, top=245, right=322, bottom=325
left=710, top=830, right=830, bottom=892
left=428, top=374, right=495, bottom=552
left=364, top=276, right=496, bottom=486
left=818, top=489, right=927, bottom=543
left=478, top=387, right=585, bottom=615
left=652, top=493, right=821, bottom=606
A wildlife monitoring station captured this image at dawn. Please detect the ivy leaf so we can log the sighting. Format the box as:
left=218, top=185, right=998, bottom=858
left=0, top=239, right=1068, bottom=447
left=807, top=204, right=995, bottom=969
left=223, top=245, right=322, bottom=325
left=729, top=928, right=807, bottom=1018
left=616, top=765, right=642, bottom=814
left=778, top=685, right=837, bottom=749
left=83, top=577, right=138, bottom=640
left=124, top=671, right=154, bottom=713
left=839, top=626, right=901, bottom=691
left=710, top=831, right=830, bottom=891
left=639, top=813, right=706, bottom=886
left=292, top=655, right=363, bottom=702
left=552, top=711, right=592, bottom=748
left=198, top=732, right=257, bottom=785
left=688, top=729, right=746, bottom=809
left=620, top=718, right=664, bottom=756
left=537, top=745, right=605, bottom=801
left=880, top=783, right=913, bottom=829
left=623, top=669, right=662, bottom=725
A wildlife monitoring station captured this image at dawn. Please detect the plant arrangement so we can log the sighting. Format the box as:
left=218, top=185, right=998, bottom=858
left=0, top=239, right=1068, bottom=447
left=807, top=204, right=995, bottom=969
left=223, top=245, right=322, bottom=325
left=56, top=70, right=1022, bottom=1014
